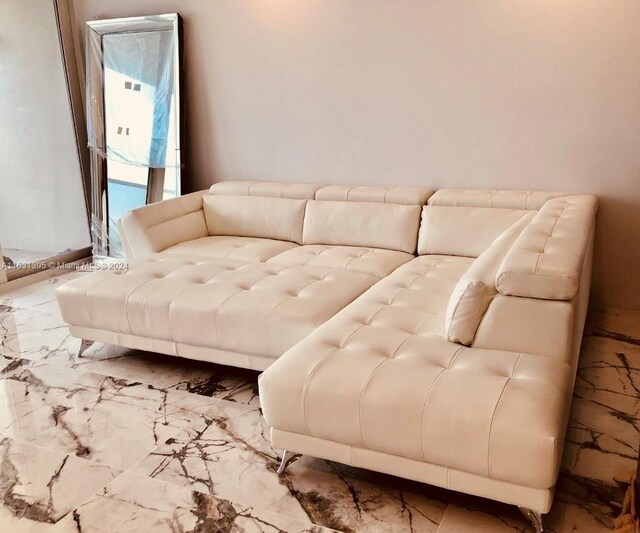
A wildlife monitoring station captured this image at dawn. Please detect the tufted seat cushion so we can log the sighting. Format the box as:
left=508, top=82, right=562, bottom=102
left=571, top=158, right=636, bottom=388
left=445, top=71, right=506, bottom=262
left=57, top=255, right=381, bottom=359
left=161, top=236, right=298, bottom=262
left=259, top=255, right=573, bottom=490
left=268, top=245, right=413, bottom=278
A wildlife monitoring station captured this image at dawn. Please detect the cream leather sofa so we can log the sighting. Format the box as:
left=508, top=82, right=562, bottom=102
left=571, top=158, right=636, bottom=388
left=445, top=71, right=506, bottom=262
left=56, top=181, right=597, bottom=532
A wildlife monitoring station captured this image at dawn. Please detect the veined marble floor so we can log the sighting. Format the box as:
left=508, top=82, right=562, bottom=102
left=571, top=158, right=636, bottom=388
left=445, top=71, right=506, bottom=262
left=0, top=271, right=637, bottom=532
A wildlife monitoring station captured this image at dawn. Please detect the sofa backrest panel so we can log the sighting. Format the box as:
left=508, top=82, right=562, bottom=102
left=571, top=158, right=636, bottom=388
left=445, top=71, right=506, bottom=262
left=209, top=181, right=320, bottom=199
left=428, top=189, right=568, bottom=210
left=418, top=206, right=530, bottom=257
left=315, top=185, right=433, bottom=205
left=203, top=195, right=307, bottom=244
left=303, top=200, right=421, bottom=253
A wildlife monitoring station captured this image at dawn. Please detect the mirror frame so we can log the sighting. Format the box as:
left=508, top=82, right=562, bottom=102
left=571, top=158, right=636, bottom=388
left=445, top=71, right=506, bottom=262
left=85, top=13, right=183, bottom=261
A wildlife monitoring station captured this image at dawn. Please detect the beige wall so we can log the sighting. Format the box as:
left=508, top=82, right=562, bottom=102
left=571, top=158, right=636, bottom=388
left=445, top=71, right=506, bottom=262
left=73, top=0, right=640, bottom=310
left=1, top=0, right=89, bottom=254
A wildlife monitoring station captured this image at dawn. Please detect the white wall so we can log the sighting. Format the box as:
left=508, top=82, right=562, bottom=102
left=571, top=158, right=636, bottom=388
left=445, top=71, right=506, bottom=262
left=74, top=0, right=640, bottom=310
left=0, top=0, right=89, bottom=254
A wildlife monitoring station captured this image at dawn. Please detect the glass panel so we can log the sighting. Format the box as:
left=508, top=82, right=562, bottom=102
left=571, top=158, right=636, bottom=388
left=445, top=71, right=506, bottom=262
left=0, top=0, right=90, bottom=277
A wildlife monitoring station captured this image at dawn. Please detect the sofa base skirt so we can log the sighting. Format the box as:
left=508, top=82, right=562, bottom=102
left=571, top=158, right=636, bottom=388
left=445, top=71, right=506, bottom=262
left=68, top=325, right=275, bottom=372
left=270, top=427, right=555, bottom=514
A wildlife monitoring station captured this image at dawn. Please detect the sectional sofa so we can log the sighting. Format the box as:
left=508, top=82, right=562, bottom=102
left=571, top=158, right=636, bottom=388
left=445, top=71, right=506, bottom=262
left=56, top=181, right=597, bottom=533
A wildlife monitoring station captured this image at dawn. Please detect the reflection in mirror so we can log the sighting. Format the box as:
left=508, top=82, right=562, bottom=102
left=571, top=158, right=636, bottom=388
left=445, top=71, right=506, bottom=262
left=86, top=14, right=182, bottom=261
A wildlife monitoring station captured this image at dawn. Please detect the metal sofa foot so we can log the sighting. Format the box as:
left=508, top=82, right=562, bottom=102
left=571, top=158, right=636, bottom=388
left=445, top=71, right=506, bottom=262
left=519, top=507, right=544, bottom=533
left=78, top=339, right=94, bottom=358
left=276, top=450, right=299, bottom=475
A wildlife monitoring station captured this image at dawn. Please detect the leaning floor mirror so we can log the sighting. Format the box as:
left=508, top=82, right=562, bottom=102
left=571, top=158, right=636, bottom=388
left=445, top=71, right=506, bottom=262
left=86, top=13, right=183, bottom=262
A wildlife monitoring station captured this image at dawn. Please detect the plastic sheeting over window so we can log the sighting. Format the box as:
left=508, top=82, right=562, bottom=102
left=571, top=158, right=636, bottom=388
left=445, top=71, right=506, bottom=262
left=85, top=14, right=182, bottom=262
left=86, top=16, right=180, bottom=168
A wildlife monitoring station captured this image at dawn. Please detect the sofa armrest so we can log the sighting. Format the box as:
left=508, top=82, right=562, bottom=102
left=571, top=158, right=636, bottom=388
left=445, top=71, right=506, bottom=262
left=119, top=190, right=209, bottom=259
left=496, top=195, right=597, bottom=300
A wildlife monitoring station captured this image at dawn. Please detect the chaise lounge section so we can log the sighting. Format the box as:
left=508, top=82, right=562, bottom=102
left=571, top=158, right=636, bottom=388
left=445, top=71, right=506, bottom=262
left=57, top=182, right=430, bottom=369
left=55, top=181, right=597, bottom=532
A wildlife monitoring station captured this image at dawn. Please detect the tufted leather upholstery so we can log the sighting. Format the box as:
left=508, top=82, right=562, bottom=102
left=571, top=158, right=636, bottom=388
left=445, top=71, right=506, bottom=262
left=315, top=184, right=433, bottom=205
left=209, top=180, right=321, bottom=199
left=161, top=236, right=298, bottom=262
left=57, top=254, right=380, bottom=359
left=496, top=195, right=597, bottom=300
left=428, top=189, right=568, bottom=210
left=57, top=180, right=598, bottom=516
left=259, top=254, right=573, bottom=491
left=268, top=245, right=413, bottom=278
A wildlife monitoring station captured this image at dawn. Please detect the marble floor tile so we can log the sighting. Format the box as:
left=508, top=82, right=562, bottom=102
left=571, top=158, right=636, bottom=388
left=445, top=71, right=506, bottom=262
left=437, top=499, right=528, bottom=532
left=71, top=344, right=261, bottom=407
left=50, top=471, right=335, bottom=533
left=0, top=272, right=82, bottom=311
left=1, top=282, right=262, bottom=407
left=586, top=307, right=640, bottom=343
left=0, top=437, right=120, bottom=532
left=133, top=400, right=449, bottom=532
left=0, top=301, right=79, bottom=363
left=0, top=364, right=217, bottom=470
left=0, top=272, right=638, bottom=533
left=562, top=313, right=640, bottom=486
left=437, top=495, right=618, bottom=533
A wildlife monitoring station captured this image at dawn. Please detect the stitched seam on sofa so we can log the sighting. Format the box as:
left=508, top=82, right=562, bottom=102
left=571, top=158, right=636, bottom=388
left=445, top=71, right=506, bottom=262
left=263, top=271, right=327, bottom=355
left=471, top=295, right=496, bottom=344
left=414, top=314, right=439, bottom=335
left=300, top=323, right=369, bottom=435
left=470, top=283, right=487, bottom=343
left=496, top=272, right=578, bottom=299
left=122, top=275, right=170, bottom=336
left=388, top=259, right=444, bottom=306
left=343, top=254, right=359, bottom=274
left=446, top=282, right=476, bottom=341
left=212, top=285, right=252, bottom=351
left=533, top=202, right=568, bottom=274
left=264, top=293, right=292, bottom=356
left=164, top=278, right=220, bottom=344
left=487, top=352, right=522, bottom=478
left=419, top=346, right=464, bottom=461
left=389, top=329, right=420, bottom=357
left=357, top=358, right=392, bottom=447
left=501, top=270, right=579, bottom=280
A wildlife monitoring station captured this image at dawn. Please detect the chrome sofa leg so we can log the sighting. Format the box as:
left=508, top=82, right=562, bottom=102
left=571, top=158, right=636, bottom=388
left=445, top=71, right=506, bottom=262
left=276, top=450, right=299, bottom=475
left=519, top=507, right=544, bottom=533
left=78, top=339, right=94, bottom=358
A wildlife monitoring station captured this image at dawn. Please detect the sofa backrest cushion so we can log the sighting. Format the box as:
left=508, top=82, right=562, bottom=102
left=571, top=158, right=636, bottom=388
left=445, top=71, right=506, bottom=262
left=418, top=206, right=529, bottom=257
left=203, top=195, right=307, bottom=244
left=302, top=200, right=421, bottom=253
left=315, top=185, right=433, bottom=205
left=209, top=180, right=320, bottom=199
left=496, top=195, right=597, bottom=300
left=445, top=212, right=535, bottom=345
